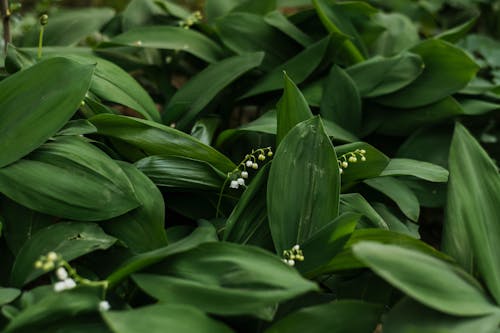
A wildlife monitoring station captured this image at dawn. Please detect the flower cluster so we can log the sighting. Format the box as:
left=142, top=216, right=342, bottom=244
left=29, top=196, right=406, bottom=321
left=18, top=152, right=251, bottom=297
left=337, top=148, right=367, bottom=174
left=228, top=147, right=273, bottom=190
left=282, top=244, right=304, bottom=267
left=179, top=11, right=203, bottom=29
left=34, top=251, right=110, bottom=311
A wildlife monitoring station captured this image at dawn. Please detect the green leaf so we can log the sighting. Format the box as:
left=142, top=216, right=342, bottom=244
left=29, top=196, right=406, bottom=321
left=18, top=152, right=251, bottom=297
left=102, top=304, right=234, bottom=333
left=132, top=242, right=318, bottom=319
left=336, top=142, right=390, bottom=186
left=443, top=123, right=500, bottom=303
left=371, top=13, right=419, bottom=56
left=364, top=177, right=420, bottom=222
left=372, top=202, right=419, bottom=238
left=264, top=300, right=382, bottom=333
left=241, top=36, right=331, bottom=98
left=298, top=213, right=360, bottom=277
left=224, top=164, right=270, bottom=246
left=57, top=119, right=97, bottom=136
left=276, top=73, right=313, bottom=145
left=3, top=288, right=101, bottom=333
left=136, top=155, right=225, bottom=190
left=268, top=117, right=340, bottom=254
left=353, top=242, right=498, bottom=316
left=380, top=158, right=449, bottom=182
left=346, top=52, right=424, bottom=97
left=376, top=39, right=479, bottom=108
left=215, top=13, right=300, bottom=71
left=105, top=26, right=224, bottom=63
left=0, top=288, right=20, bottom=306
left=163, top=52, right=264, bottom=128
left=0, top=57, right=94, bottom=168
left=384, top=298, right=500, bottom=333
left=106, top=224, right=217, bottom=288
left=101, top=161, right=168, bottom=254
left=0, top=136, right=140, bottom=221
left=340, top=193, right=388, bottom=229
left=264, top=11, right=314, bottom=47
left=436, top=16, right=478, bottom=43
left=321, top=65, right=361, bottom=134
left=10, top=222, right=116, bottom=287
left=21, top=8, right=114, bottom=46
left=315, top=229, right=451, bottom=274
left=90, top=114, right=236, bottom=173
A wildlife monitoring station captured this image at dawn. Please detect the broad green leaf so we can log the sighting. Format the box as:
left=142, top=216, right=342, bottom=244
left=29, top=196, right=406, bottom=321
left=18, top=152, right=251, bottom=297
left=316, top=229, right=452, bottom=274
left=353, top=242, right=497, bottom=316
left=11, top=222, right=116, bottom=287
left=268, top=117, right=340, bottom=254
left=443, top=123, right=500, bottom=303
left=264, top=11, right=314, bottom=47
left=101, top=161, right=168, bottom=254
left=106, top=224, right=217, bottom=287
left=298, top=213, right=360, bottom=277
left=377, top=39, right=479, bottom=108
left=133, top=242, right=318, bottom=318
left=135, top=155, right=225, bottom=190
left=460, top=98, right=500, bottom=116
left=371, top=13, right=419, bottom=56
left=121, top=0, right=164, bottom=30
left=364, top=177, right=420, bottom=222
left=102, top=304, right=234, bottom=333
left=3, top=288, right=101, bottom=333
left=276, top=73, right=313, bottom=145
left=241, top=36, right=331, bottom=98
left=372, top=202, right=419, bottom=238
left=90, top=114, right=236, bottom=173
left=57, top=119, right=97, bottom=136
left=0, top=57, right=94, bottom=168
left=336, top=142, right=390, bottom=186
left=340, top=193, right=388, bottom=229
left=0, top=198, right=53, bottom=256
left=0, top=288, right=20, bottom=306
left=163, top=52, right=264, bottom=128
left=380, top=158, right=449, bottom=182
left=436, top=16, right=478, bottom=43
left=0, top=136, right=140, bottom=221
left=34, top=316, right=111, bottom=333
left=190, top=118, right=221, bottom=145
left=215, top=13, right=300, bottom=71
left=264, top=300, right=382, bottom=333
left=376, top=97, right=464, bottom=135
left=155, top=0, right=191, bottom=19
left=346, top=52, right=424, bottom=97
left=321, top=65, right=361, bottom=134
left=105, top=26, right=224, bottom=63
left=224, top=165, right=270, bottom=246
left=206, top=0, right=276, bottom=21
left=384, top=298, right=500, bottom=333
left=21, top=8, right=114, bottom=46
left=216, top=110, right=357, bottom=147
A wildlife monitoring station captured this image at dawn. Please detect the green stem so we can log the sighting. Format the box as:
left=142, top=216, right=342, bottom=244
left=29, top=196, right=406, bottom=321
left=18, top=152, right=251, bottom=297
left=216, top=176, right=230, bottom=218
left=37, top=26, right=44, bottom=59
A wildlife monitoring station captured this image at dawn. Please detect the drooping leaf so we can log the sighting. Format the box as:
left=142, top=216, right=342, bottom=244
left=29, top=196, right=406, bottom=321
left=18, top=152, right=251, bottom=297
left=0, top=57, right=94, bottom=168
left=371, top=13, right=420, bottom=56
left=57, top=119, right=98, bottom=136
left=163, top=52, right=264, bottom=128
left=376, top=39, right=479, bottom=108
left=135, top=156, right=225, bottom=190
left=102, top=304, right=235, bottom=333
left=340, top=193, right=388, bottom=229
left=443, top=123, right=500, bottom=303
left=10, top=222, right=116, bottom=287
left=264, top=11, right=314, bottom=47
left=101, top=161, right=168, bottom=254
left=436, top=16, right=478, bottom=43
left=264, top=300, right=382, bottom=333
left=380, top=158, right=449, bottom=182
left=364, top=177, right=420, bottom=222
left=353, top=242, right=498, bottom=316
left=133, top=242, right=318, bottom=319
left=0, top=136, right=140, bottom=221
left=105, top=26, right=224, bottom=63
left=0, top=288, right=20, bottom=306
left=268, top=117, right=340, bottom=254
left=90, top=114, right=236, bottom=173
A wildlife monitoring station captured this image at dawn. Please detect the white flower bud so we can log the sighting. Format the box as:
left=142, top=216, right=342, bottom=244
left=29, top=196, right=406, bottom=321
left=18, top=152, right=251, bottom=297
left=54, top=281, right=66, bottom=292
left=241, top=171, right=248, bottom=179
left=342, top=161, right=348, bottom=168
left=287, top=259, right=295, bottom=266
left=237, top=178, right=245, bottom=186
left=258, top=154, right=265, bottom=161
left=47, top=252, right=58, bottom=261
left=246, top=160, right=253, bottom=167
left=99, top=300, right=111, bottom=312
left=229, top=180, right=239, bottom=189
left=252, top=162, right=258, bottom=169
left=292, top=244, right=300, bottom=251
left=56, top=267, right=68, bottom=280
left=361, top=156, right=366, bottom=161
left=63, top=278, right=76, bottom=290
left=348, top=156, right=357, bottom=163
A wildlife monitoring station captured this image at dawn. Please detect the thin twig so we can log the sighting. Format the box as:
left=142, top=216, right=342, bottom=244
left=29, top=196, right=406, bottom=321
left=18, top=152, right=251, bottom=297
left=0, top=0, right=10, bottom=55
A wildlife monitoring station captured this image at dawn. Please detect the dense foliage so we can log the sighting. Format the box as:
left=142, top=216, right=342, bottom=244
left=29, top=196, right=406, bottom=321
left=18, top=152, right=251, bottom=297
left=0, top=0, right=500, bottom=332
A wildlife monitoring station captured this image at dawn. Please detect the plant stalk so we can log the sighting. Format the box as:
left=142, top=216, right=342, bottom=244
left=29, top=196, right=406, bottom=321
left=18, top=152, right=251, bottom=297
left=0, top=0, right=10, bottom=55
